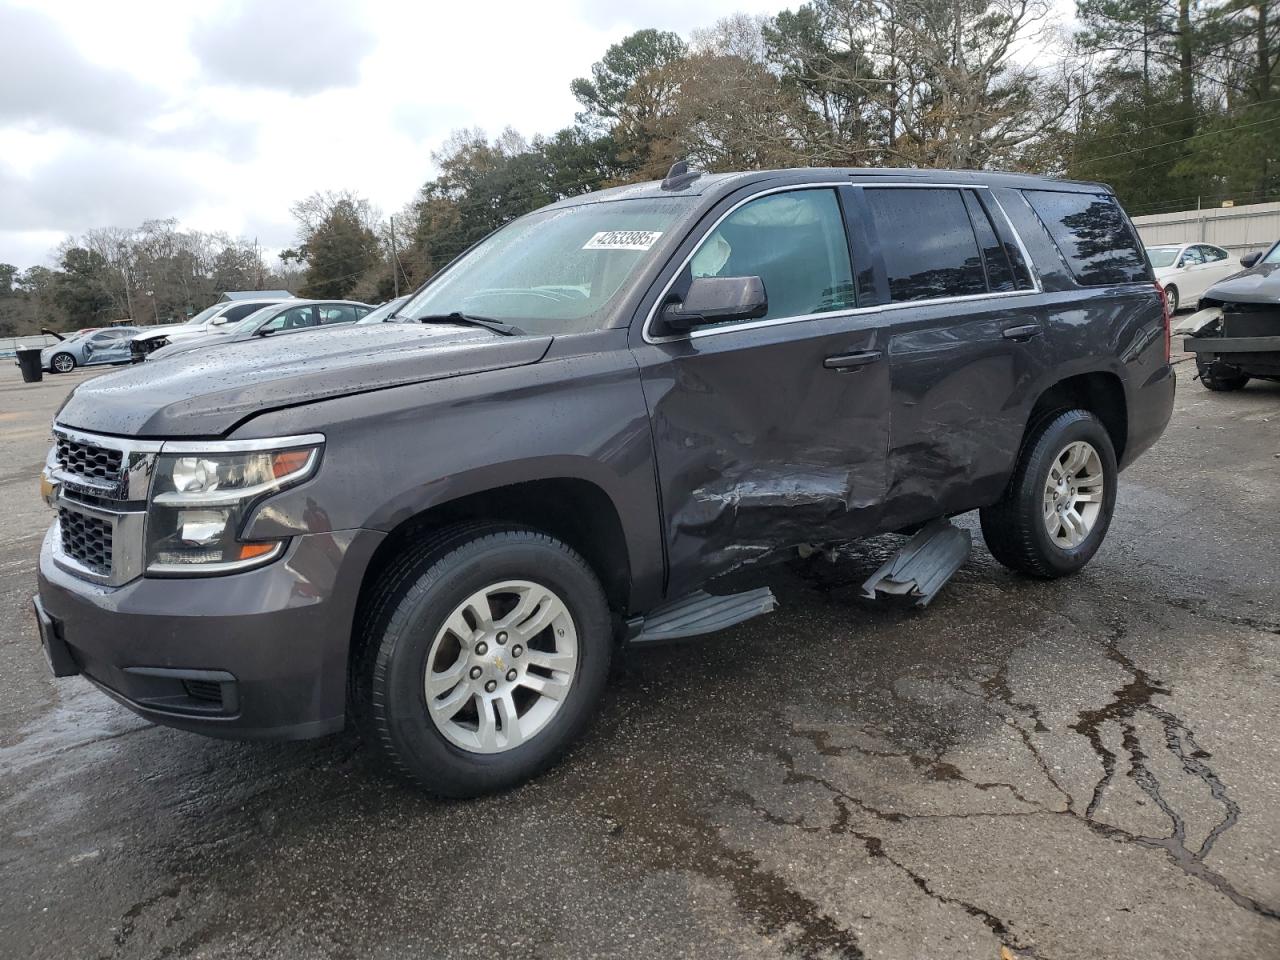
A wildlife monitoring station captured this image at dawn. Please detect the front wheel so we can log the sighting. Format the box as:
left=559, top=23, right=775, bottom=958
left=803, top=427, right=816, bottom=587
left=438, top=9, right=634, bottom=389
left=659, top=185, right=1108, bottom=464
left=980, top=409, right=1118, bottom=578
left=354, top=525, right=612, bottom=797
left=50, top=352, right=76, bottom=374
left=1164, top=284, right=1179, bottom=314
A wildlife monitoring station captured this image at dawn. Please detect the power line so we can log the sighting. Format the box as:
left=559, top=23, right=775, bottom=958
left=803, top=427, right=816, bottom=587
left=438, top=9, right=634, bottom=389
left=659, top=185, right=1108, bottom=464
left=1074, top=112, right=1280, bottom=168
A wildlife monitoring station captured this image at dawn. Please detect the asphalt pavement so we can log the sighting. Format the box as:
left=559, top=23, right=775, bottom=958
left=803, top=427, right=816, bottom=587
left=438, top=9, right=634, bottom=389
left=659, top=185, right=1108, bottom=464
left=1, top=358, right=1277, bottom=959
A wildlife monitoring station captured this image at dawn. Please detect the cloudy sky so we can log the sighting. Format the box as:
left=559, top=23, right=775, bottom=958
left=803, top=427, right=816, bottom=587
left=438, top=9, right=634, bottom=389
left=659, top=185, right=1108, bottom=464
left=0, top=0, right=794, bottom=271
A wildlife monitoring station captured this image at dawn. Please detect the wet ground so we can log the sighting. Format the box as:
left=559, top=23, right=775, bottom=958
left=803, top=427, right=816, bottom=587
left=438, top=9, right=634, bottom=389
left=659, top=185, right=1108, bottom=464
left=1, top=358, right=1277, bottom=960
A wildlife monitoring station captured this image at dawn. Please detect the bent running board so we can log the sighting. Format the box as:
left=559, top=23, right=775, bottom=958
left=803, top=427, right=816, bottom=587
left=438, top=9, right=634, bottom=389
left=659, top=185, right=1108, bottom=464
left=862, top=519, right=971, bottom=607
left=631, top=587, right=778, bottom=645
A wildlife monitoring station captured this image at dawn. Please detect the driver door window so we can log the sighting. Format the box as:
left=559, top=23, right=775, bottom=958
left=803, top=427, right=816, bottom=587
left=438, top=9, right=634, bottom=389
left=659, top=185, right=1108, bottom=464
left=1179, top=247, right=1205, bottom=268
left=687, top=188, right=855, bottom=324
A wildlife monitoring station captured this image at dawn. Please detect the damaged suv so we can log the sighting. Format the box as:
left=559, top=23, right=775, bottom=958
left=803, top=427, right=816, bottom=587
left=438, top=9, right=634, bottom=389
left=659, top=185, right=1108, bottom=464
left=1182, top=240, right=1280, bottom=390
left=34, top=167, right=1173, bottom=796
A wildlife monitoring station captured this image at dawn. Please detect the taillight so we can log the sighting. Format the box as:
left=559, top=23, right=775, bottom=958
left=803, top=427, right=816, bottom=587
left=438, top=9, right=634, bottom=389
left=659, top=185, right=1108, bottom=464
left=1155, top=281, right=1172, bottom=363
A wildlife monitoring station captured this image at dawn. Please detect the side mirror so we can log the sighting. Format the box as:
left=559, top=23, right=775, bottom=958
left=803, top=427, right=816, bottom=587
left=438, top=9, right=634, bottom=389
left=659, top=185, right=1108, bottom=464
left=210, top=316, right=228, bottom=326
left=660, top=276, right=768, bottom=333
left=1240, top=251, right=1262, bottom=268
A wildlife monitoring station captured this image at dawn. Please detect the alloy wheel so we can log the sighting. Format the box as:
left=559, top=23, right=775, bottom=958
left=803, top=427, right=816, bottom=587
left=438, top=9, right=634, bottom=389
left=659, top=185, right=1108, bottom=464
left=1042, top=440, right=1105, bottom=549
left=423, top=579, right=578, bottom=753
left=52, top=354, right=74, bottom=373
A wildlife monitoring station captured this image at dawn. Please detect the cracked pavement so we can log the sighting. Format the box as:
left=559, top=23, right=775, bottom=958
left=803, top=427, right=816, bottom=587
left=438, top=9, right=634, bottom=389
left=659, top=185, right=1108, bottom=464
left=1, top=359, right=1277, bottom=959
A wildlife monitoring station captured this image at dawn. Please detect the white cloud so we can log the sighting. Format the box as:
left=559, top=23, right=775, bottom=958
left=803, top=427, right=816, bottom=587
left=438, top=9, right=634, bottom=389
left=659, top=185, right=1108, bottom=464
left=0, top=0, right=790, bottom=270
left=191, top=0, right=377, bottom=94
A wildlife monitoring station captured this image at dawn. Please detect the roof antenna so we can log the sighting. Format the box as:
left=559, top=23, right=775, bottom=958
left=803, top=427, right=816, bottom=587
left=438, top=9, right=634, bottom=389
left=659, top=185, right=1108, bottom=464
left=661, top=160, right=701, bottom=191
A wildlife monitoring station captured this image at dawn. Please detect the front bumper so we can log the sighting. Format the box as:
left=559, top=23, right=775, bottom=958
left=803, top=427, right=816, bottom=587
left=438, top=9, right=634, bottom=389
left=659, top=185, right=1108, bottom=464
left=36, top=525, right=384, bottom=740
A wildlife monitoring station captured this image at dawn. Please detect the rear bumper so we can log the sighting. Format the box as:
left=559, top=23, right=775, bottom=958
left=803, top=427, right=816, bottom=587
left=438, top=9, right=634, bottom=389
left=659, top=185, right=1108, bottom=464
left=36, top=525, right=384, bottom=740
left=1121, top=361, right=1175, bottom=469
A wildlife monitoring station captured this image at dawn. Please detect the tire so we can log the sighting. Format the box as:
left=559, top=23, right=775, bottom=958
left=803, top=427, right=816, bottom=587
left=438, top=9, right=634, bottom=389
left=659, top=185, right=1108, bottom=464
left=353, top=524, right=612, bottom=797
left=1164, top=284, right=1179, bottom=314
left=50, top=352, right=76, bottom=374
left=980, top=409, right=1118, bottom=579
left=1195, top=355, right=1249, bottom=392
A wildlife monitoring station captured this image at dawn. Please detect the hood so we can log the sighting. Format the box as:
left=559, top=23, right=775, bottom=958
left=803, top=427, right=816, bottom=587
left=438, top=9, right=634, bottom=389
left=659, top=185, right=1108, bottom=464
left=1203, top=261, right=1280, bottom=305
left=148, top=330, right=231, bottom=360
left=56, top=323, right=554, bottom=437
left=132, top=322, right=191, bottom=342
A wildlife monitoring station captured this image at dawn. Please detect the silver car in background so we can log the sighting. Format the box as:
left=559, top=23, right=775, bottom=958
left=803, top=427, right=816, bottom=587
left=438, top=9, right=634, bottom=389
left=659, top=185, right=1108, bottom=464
left=146, top=300, right=373, bottom=361
left=42, top=326, right=141, bottom=373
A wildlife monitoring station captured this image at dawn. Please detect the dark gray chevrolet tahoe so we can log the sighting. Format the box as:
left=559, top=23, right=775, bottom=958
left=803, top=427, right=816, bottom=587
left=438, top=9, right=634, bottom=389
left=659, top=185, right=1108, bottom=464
left=34, top=167, right=1174, bottom=796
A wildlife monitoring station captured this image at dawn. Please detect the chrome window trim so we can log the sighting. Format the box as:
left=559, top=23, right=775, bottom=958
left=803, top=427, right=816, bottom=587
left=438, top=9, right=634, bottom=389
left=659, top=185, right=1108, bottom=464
left=160, top=433, right=325, bottom=455
left=642, top=181, right=1046, bottom=345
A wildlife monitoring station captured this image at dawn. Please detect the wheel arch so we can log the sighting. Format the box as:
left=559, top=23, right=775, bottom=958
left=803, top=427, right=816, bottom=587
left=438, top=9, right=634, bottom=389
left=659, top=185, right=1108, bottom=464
left=353, top=474, right=634, bottom=639
left=1022, top=369, right=1128, bottom=465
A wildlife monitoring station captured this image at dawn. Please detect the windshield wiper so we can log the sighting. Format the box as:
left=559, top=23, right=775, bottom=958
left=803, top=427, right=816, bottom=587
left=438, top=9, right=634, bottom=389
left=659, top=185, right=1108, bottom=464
left=415, top=312, right=523, bottom=336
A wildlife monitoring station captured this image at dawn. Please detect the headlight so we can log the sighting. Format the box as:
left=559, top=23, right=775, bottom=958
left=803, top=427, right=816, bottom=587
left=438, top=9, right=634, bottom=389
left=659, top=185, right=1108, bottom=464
left=145, top=436, right=323, bottom=574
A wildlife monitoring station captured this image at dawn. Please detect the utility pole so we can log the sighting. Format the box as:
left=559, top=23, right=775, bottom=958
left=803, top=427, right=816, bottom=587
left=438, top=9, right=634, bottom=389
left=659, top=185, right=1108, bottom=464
left=389, top=216, right=400, bottom=297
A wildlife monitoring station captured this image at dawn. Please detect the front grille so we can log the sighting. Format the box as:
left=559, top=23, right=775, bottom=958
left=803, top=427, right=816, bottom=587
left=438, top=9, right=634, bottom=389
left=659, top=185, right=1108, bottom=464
left=182, top=680, right=224, bottom=704
left=58, top=507, right=113, bottom=574
left=55, top=437, right=123, bottom=485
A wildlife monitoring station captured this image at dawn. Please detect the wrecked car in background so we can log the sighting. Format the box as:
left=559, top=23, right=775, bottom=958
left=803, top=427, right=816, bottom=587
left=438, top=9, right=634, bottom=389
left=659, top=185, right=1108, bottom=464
left=1182, top=240, right=1280, bottom=390
left=34, top=166, right=1173, bottom=799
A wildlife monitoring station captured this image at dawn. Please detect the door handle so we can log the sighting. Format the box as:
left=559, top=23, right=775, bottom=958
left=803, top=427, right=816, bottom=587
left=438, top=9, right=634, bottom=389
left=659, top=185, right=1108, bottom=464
left=824, top=350, right=882, bottom=371
left=1001, top=324, right=1041, bottom=342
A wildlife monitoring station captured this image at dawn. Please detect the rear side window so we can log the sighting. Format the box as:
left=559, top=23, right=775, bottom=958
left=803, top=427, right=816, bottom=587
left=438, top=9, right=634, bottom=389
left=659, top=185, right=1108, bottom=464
left=864, top=188, right=987, bottom=302
left=1023, top=190, right=1148, bottom=285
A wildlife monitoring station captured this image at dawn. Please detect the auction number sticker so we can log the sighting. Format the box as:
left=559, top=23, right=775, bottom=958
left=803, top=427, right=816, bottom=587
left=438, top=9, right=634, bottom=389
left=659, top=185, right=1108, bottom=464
left=582, top=230, right=663, bottom=251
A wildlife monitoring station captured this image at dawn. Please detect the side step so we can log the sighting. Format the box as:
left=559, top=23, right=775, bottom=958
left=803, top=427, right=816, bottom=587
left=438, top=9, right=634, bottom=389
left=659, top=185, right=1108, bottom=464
left=861, top=518, right=971, bottom=607
left=631, top=587, right=778, bottom=645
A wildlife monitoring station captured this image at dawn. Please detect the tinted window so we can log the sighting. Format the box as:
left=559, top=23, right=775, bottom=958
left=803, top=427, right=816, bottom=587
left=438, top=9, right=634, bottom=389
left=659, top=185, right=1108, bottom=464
left=689, top=188, right=854, bottom=322
left=865, top=188, right=986, bottom=302
left=1023, top=190, right=1148, bottom=285
left=962, top=192, right=1016, bottom=293
left=223, top=303, right=265, bottom=322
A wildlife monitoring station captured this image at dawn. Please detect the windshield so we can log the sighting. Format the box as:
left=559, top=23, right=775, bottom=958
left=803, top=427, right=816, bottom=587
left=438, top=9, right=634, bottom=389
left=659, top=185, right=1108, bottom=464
left=1263, top=241, right=1280, bottom=265
left=1145, top=246, right=1180, bottom=268
left=183, top=304, right=223, bottom=326
left=398, top=197, right=698, bottom=334
left=358, top=296, right=409, bottom=324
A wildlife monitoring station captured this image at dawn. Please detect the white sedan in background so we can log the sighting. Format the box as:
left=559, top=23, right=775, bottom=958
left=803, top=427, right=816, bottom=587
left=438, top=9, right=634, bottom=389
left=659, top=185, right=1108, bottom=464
left=1146, top=243, right=1240, bottom=312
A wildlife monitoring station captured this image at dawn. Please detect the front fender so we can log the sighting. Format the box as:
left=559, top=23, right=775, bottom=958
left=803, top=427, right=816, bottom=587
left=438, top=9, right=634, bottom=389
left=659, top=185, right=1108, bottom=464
left=236, top=346, right=665, bottom=610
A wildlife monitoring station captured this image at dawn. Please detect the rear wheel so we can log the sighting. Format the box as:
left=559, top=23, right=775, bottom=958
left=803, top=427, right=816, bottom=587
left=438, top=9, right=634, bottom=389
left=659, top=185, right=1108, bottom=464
left=980, top=409, right=1118, bottom=578
left=353, top=525, right=612, bottom=797
left=50, top=353, right=75, bottom=374
left=1195, top=355, right=1249, bottom=392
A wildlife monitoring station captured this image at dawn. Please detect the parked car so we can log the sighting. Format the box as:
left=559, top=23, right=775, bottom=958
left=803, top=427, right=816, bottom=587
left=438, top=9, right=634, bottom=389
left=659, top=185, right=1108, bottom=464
left=146, top=300, right=373, bottom=361
left=41, top=326, right=141, bottom=373
left=356, top=295, right=411, bottom=324
left=128, top=297, right=290, bottom=361
left=1181, top=239, right=1280, bottom=390
left=35, top=167, right=1172, bottom=797
left=1145, top=242, right=1240, bottom=312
